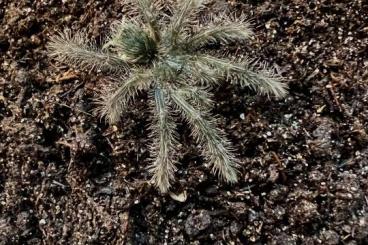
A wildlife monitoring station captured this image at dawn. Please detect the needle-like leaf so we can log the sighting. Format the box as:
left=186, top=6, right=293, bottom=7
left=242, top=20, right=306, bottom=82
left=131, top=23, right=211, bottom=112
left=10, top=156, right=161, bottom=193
left=170, top=88, right=238, bottom=183
left=95, top=70, right=154, bottom=124
left=148, top=88, right=178, bottom=193
left=136, top=0, right=160, bottom=41
left=191, top=55, right=288, bottom=98
left=166, top=0, right=204, bottom=45
left=48, top=29, right=129, bottom=73
left=183, top=15, right=253, bottom=50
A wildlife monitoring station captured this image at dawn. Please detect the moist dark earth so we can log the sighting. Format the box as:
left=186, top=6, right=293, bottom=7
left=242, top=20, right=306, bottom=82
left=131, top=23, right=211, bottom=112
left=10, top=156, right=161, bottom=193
left=1, top=0, right=368, bottom=244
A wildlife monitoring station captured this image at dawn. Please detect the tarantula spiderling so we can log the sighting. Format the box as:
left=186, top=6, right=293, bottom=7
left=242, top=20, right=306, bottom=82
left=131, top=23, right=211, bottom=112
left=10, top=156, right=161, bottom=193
left=48, top=0, right=287, bottom=193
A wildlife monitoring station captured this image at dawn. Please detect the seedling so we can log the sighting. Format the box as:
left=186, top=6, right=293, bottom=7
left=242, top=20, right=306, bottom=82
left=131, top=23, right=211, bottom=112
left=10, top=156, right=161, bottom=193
left=48, top=0, right=287, bottom=193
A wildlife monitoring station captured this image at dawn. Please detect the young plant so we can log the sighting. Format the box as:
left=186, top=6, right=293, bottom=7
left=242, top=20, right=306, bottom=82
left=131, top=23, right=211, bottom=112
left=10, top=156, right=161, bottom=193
left=48, top=0, right=287, bottom=193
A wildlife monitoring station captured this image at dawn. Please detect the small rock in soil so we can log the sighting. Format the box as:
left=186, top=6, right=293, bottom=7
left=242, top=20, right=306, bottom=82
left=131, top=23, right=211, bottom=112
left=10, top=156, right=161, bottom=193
left=320, top=230, right=340, bottom=245
left=184, top=210, right=212, bottom=237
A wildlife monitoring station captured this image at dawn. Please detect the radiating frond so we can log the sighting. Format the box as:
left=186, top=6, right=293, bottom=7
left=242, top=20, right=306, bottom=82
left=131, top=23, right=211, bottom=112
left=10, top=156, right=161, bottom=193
left=194, top=55, right=288, bottom=98
left=183, top=14, right=253, bottom=50
left=94, top=70, right=154, bottom=124
left=148, top=88, right=178, bottom=193
left=166, top=0, right=204, bottom=45
left=48, top=29, right=129, bottom=73
left=176, top=84, right=214, bottom=109
left=170, top=89, right=238, bottom=183
left=240, top=62, right=288, bottom=98
left=136, top=0, right=160, bottom=42
left=180, top=54, right=221, bottom=85
left=157, top=54, right=220, bottom=85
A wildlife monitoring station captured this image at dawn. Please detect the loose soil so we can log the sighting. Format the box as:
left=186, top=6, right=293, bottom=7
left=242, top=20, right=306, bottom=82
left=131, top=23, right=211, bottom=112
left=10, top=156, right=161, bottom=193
left=1, top=0, right=368, bottom=244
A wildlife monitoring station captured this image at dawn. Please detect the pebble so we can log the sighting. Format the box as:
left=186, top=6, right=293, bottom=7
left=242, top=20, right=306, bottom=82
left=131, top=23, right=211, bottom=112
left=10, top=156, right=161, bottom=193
left=184, top=210, right=211, bottom=237
left=39, top=219, right=47, bottom=225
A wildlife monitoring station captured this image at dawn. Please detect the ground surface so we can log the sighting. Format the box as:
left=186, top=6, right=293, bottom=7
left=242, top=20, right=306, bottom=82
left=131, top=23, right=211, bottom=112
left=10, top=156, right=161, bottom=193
left=1, top=0, right=368, bottom=244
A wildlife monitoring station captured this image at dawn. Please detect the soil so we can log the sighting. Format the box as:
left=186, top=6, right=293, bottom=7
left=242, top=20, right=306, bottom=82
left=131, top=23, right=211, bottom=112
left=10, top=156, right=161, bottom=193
left=1, top=0, right=368, bottom=244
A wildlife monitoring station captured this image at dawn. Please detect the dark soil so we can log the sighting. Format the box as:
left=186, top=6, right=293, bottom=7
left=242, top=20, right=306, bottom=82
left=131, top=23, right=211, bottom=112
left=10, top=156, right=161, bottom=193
left=1, top=0, right=368, bottom=244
